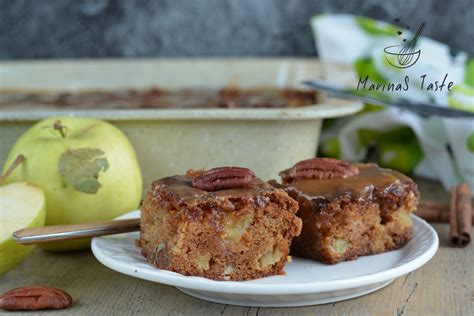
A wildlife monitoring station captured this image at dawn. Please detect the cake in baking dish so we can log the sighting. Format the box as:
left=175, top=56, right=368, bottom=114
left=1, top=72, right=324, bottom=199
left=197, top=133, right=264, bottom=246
left=278, top=158, right=419, bottom=264
left=0, top=87, right=317, bottom=109
left=137, top=167, right=302, bottom=281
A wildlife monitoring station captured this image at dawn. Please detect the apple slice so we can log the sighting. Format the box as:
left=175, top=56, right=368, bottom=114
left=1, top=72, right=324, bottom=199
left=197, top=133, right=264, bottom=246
left=0, top=182, right=46, bottom=276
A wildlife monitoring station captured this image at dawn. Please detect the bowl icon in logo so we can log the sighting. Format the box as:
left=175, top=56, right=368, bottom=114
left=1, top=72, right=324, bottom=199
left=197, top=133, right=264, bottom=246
left=384, top=21, right=425, bottom=69
left=384, top=45, right=421, bottom=69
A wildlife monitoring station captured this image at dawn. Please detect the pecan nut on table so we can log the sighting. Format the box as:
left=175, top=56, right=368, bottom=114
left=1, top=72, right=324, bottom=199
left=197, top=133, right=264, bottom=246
left=0, top=286, right=72, bottom=311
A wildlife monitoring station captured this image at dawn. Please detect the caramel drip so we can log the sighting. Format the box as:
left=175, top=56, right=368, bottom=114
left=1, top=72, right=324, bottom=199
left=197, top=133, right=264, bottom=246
left=285, top=163, right=413, bottom=202
left=153, top=175, right=274, bottom=206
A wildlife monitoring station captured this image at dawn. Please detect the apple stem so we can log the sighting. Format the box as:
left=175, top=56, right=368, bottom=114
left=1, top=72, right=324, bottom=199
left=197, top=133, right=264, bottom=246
left=0, top=154, right=25, bottom=185
left=53, top=120, right=68, bottom=138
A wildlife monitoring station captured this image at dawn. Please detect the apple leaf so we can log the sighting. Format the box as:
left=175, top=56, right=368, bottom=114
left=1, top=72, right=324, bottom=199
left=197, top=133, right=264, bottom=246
left=58, top=148, right=110, bottom=194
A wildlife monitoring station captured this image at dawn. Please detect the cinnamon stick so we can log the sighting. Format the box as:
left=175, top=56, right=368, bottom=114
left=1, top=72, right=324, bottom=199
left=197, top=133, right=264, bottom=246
left=415, top=201, right=474, bottom=224
left=449, top=186, right=459, bottom=245
left=456, top=183, right=472, bottom=246
left=449, top=183, right=472, bottom=247
left=415, top=202, right=450, bottom=223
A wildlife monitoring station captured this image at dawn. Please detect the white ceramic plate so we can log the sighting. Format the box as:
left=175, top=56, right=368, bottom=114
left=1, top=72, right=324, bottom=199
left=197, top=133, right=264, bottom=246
left=91, top=210, right=438, bottom=307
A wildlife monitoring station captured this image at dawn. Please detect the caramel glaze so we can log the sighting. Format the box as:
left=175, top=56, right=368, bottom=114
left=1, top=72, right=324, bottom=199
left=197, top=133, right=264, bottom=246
left=152, top=175, right=276, bottom=208
left=283, top=163, right=416, bottom=207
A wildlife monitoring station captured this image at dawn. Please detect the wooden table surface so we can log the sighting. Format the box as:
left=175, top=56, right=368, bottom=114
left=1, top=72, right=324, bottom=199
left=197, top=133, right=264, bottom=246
left=1, top=178, right=473, bottom=316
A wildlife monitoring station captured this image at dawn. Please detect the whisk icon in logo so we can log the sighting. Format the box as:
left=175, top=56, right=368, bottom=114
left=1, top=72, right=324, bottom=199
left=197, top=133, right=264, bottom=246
left=384, top=21, right=425, bottom=69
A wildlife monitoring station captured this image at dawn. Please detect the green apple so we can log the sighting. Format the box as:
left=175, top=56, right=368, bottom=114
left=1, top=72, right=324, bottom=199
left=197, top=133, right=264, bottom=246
left=3, top=117, right=143, bottom=251
left=319, top=137, right=341, bottom=159
left=376, top=141, right=423, bottom=174
left=357, top=129, right=380, bottom=147
left=0, top=182, right=46, bottom=276
left=467, top=131, right=474, bottom=153
left=378, top=126, right=418, bottom=143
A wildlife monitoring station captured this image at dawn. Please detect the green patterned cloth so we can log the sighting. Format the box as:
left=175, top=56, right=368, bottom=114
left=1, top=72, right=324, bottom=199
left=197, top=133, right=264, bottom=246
left=311, top=15, right=474, bottom=191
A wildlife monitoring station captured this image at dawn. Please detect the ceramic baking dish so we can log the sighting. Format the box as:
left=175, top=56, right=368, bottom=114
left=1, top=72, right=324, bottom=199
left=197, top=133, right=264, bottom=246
left=0, top=58, right=362, bottom=190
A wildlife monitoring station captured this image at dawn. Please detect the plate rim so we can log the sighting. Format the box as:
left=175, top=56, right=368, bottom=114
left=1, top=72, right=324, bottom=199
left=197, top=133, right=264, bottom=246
left=176, top=279, right=395, bottom=307
left=91, top=210, right=438, bottom=295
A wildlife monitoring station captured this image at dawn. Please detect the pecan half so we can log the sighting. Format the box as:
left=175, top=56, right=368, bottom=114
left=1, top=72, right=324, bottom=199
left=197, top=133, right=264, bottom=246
left=280, top=158, right=359, bottom=183
left=191, top=167, right=255, bottom=191
left=0, top=286, right=72, bottom=311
